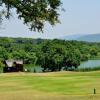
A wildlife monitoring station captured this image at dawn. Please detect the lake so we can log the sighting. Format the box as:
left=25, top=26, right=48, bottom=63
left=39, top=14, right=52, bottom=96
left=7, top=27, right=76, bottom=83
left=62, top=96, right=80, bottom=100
left=78, top=60, right=100, bottom=69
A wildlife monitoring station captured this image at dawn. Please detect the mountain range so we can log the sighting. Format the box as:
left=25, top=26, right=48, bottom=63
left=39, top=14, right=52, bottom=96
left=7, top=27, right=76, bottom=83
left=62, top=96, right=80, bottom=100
left=61, top=33, right=100, bottom=42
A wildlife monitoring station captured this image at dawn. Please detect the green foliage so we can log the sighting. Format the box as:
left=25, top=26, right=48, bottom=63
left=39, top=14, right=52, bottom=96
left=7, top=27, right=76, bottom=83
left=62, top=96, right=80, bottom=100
left=12, top=50, right=27, bottom=60
left=80, top=54, right=89, bottom=61
left=0, top=0, right=62, bottom=32
left=64, top=49, right=81, bottom=70
left=26, top=52, right=37, bottom=64
left=0, top=60, right=4, bottom=67
left=90, top=48, right=98, bottom=57
left=37, top=41, right=83, bottom=72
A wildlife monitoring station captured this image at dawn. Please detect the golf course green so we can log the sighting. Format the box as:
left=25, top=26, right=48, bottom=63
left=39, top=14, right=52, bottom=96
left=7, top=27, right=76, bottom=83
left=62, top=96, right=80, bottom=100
left=0, top=71, right=100, bottom=100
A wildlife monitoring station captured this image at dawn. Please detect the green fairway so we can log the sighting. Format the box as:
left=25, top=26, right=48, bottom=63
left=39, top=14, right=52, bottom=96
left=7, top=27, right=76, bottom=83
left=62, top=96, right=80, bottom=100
left=0, top=71, right=100, bottom=100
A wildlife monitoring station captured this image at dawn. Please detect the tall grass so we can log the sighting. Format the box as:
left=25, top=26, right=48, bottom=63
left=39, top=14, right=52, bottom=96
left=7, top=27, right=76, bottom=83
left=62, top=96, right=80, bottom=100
left=24, top=64, right=42, bottom=73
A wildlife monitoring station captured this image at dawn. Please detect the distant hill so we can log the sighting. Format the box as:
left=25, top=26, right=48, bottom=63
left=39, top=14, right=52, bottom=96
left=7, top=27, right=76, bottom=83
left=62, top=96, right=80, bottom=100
left=60, top=34, right=85, bottom=40
left=77, top=33, right=100, bottom=42
left=61, top=33, right=100, bottom=42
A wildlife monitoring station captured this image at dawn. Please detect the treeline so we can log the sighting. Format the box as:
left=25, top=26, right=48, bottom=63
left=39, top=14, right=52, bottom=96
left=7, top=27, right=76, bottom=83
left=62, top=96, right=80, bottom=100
left=0, top=37, right=100, bottom=72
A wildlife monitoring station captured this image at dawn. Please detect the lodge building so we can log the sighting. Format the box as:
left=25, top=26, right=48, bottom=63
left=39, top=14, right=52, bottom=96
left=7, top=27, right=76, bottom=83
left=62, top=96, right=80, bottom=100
left=3, top=60, right=23, bottom=73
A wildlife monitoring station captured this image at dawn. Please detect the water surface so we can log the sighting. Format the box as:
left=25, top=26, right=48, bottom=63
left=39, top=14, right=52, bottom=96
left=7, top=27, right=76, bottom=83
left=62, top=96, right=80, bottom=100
left=78, top=60, right=100, bottom=69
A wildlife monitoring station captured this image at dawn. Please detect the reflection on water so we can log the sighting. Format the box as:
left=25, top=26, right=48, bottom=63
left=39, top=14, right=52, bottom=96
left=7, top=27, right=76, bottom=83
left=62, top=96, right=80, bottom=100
left=78, top=60, right=100, bottom=69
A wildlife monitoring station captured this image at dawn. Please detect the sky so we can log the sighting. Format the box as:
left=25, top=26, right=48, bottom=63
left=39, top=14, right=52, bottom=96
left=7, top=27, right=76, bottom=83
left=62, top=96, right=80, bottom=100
left=0, top=0, right=100, bottom=39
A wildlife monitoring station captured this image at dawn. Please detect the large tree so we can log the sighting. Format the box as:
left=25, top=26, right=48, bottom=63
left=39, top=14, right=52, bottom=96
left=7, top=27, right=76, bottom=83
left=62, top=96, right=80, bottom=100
left=37, top=41, right=66, bottom=72
left=0, top=0, right=62, bottom=32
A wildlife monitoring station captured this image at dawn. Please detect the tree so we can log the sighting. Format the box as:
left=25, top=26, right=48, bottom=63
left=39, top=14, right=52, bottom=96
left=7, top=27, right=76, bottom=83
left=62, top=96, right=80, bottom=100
left=12, top=50, right=27, bottom=62
left=37, top=41, right=66, bottom=72
left=26, top=52, right=38, bottom=64
left=64, top=49, right=81, bottom=71
left=80, top=54, right=89, bottom=61
left=90, top=48, right=98, bottom=57
left=0, top=47, right=11, bottom=60
left=0, top=0, right=62, bottom=32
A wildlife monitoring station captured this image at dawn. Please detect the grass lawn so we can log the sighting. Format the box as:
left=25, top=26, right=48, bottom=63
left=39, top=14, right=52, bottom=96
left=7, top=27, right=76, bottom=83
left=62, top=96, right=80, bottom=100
left=0, top=71, right=100, bottom=100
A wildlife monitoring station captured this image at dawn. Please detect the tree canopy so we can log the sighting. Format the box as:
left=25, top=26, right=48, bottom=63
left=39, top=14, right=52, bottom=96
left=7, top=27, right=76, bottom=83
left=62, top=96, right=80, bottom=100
left=0, top=37, right=100, bottom=72
left=0, top=0, right=62, bottom=32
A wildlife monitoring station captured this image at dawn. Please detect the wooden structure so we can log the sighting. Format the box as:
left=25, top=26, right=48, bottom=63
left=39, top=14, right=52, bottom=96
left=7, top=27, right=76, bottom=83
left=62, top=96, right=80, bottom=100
left=3, top=60, right=23, bottom=73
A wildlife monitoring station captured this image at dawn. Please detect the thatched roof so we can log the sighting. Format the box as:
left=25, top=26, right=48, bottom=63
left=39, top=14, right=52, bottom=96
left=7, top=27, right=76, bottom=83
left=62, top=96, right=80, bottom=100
left=15, top=60, right=23, bottom=64
left=5, top=60, right=13, bottom=67
left=4, top=60, right=23, bottom=67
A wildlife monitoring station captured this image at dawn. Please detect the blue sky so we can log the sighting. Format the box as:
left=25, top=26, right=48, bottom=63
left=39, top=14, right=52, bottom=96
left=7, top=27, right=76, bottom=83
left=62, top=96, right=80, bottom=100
left=0, top=0, right=100, bottom=39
